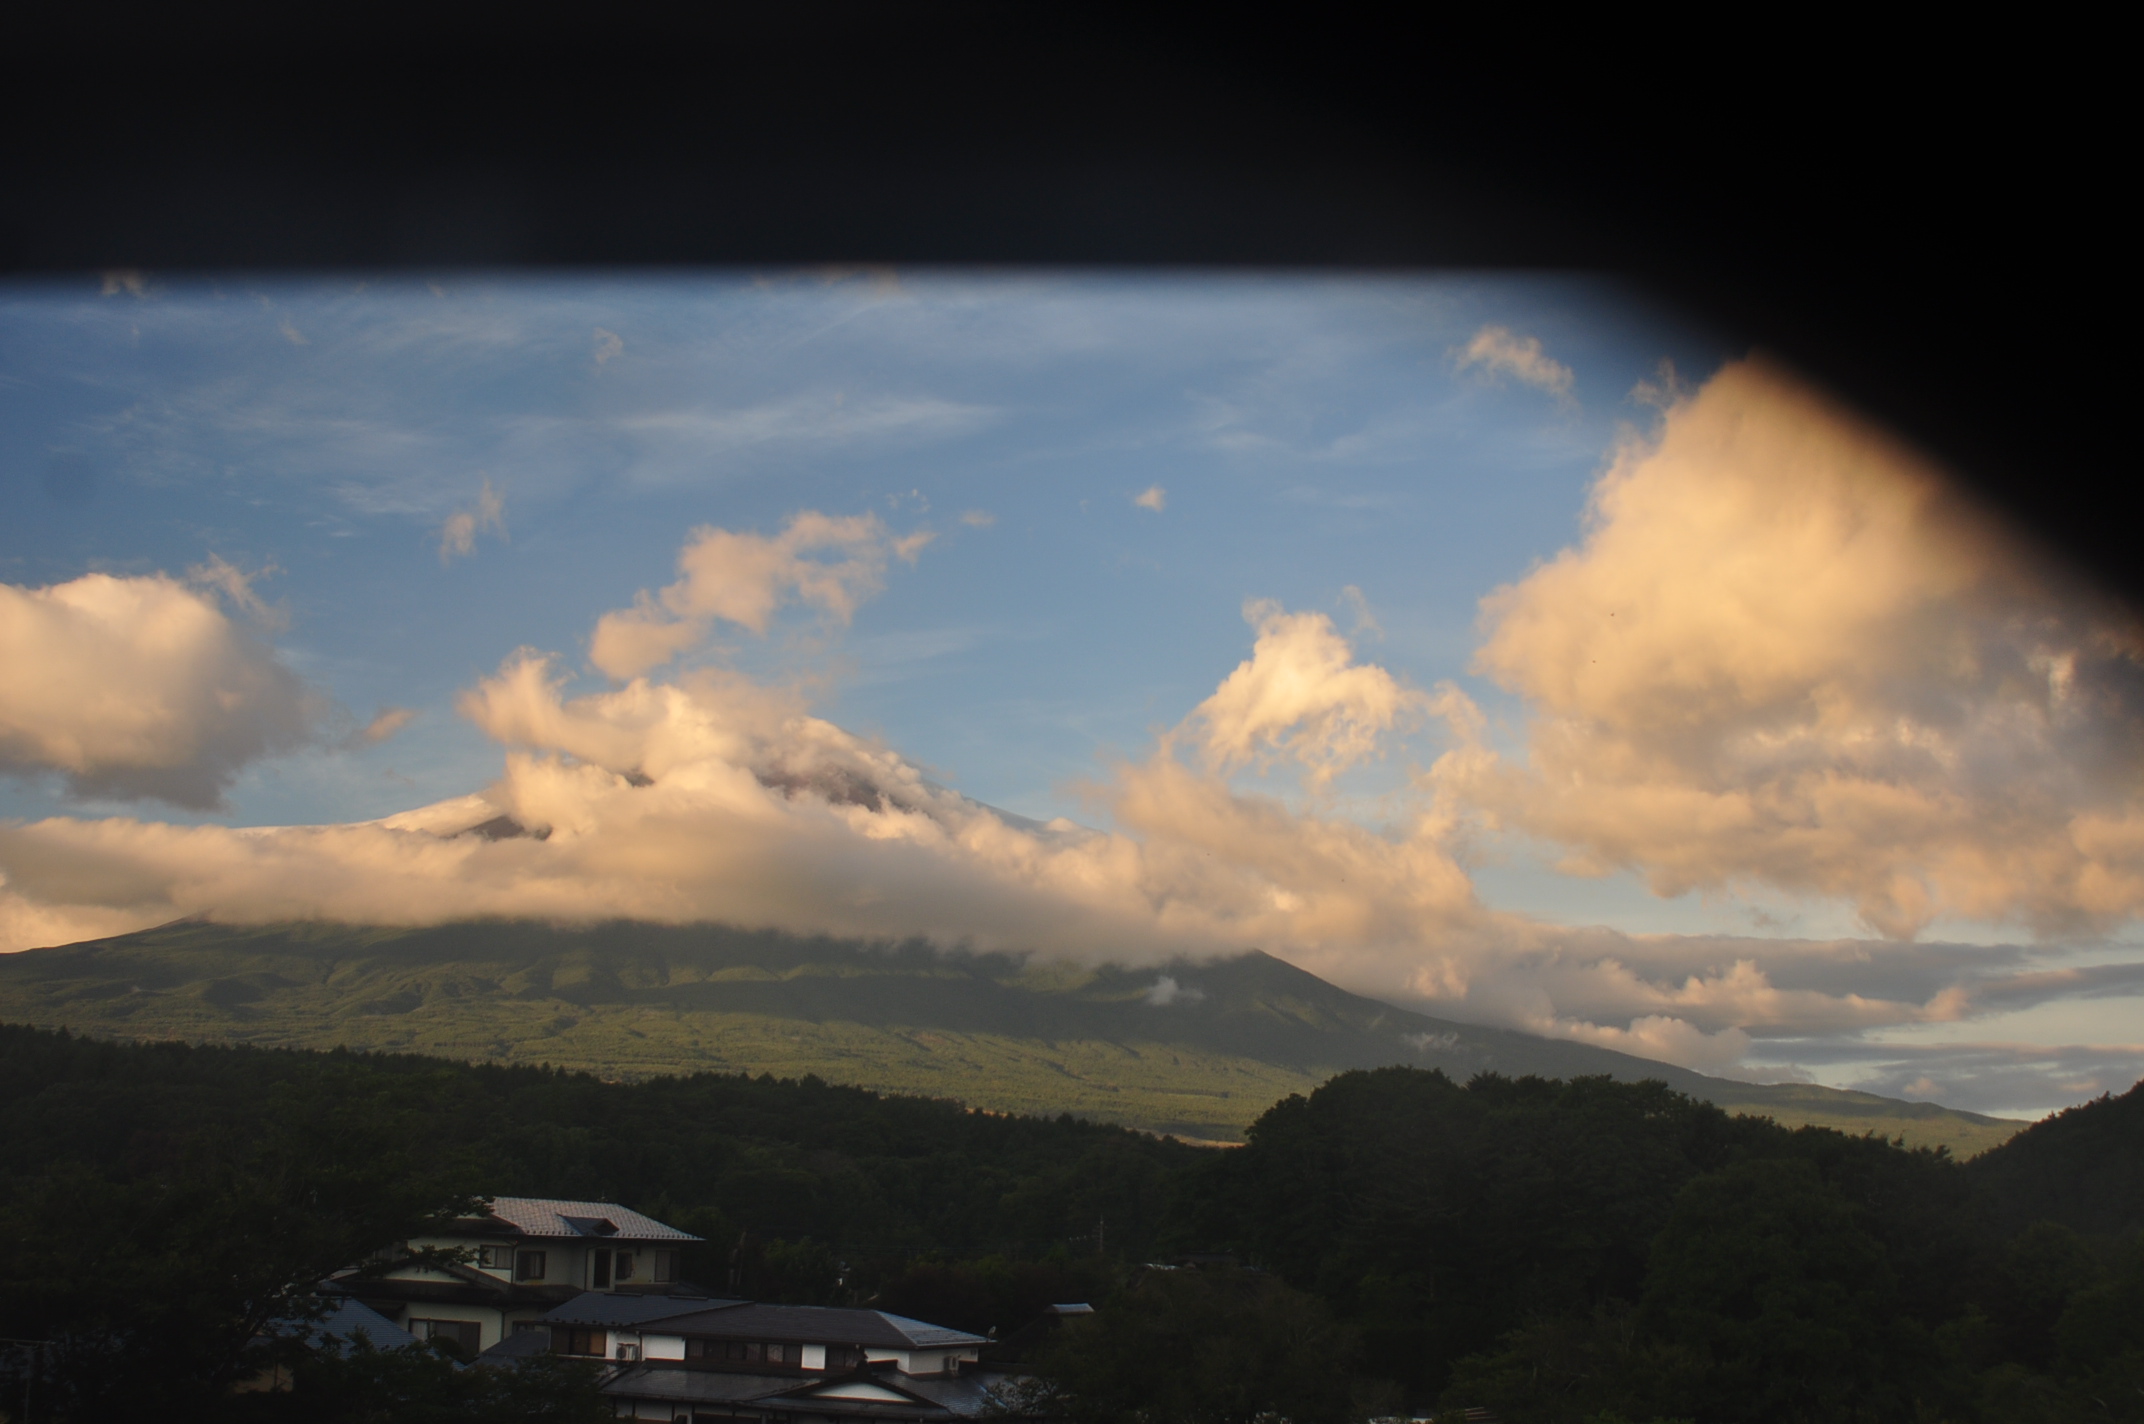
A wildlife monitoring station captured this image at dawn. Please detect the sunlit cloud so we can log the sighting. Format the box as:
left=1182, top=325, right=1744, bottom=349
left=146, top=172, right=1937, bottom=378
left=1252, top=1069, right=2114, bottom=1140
left=1439, top=356, right=2144, bottom=939
left=1454, top=325, right=1575, bottom=404
left=0, top=572, right=315, bottom=808
left=1134, top=485, right=1167, bottom=512
left=587, top=511, right=934, bottom=679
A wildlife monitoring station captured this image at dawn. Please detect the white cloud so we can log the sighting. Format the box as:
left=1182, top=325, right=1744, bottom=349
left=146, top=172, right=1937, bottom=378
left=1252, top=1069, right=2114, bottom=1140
left=4, top=497, right=2140, bottom=1107
left=1182, top=601, right=1428, bottom=786
left=1454, top=325, right=1576, bottom=403
left=438, top=478, right=506, bottom=564
left=0, top=572, right=315, bottom=808
left=1439, top=356, right=2144, bottom=940
left=1134, top=485, right=1167, bottom=512
left=592, top=328, right=623, bottom=367
left=1144, top=974, right=1206, bottom=1007
left=588, top=510, right=932, bottom=679
left=960, top=510, right=996, bottom=528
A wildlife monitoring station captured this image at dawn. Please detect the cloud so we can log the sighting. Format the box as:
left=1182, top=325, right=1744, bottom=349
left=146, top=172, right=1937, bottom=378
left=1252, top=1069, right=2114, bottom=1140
left=960, top=510, right=996, bottom=528
left=1134, top=485, right=1167, bottom=512
left=3, top=514, right=2138, bottom=1110
left=1181, top=601, right=1429, bottom=786
left=279, top=319, right=309, bottom=347
left=0, top=572, right=315, bottom=808
left=438, top=478, right=506, bottom=563
left=1441, top=356, right=2144, bottom=939
left=186, top=554, right=287, bottom=631
left=100, top=270, right=146, bottom=298
left=1143, top=974, right=1206, bottom=1007
left=592, top=328, right=623, bottom=367
left=345, top=707, right=418, bottom=749
left=588, top=510, right=932, bottom=679
left=1454, top=325, right=1575, bottom=403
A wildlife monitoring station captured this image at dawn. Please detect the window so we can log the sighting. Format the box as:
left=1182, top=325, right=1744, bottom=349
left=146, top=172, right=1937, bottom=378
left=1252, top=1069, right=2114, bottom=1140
left=652, top=1249, right=680, bottom=1284
left=553, top=1327, right=608, bottom=1357
left=411, top=1319, right=482, bottom=1356
left=684, top=1339, right=805, bottom=1367
left=614, top=1250, right=636, bottom=1282
left=477, top=1244, right=514, bottom=1270
left=591, top=1248, right=612, bottom=1289
left=515, top=1250, right=547, bottom=1281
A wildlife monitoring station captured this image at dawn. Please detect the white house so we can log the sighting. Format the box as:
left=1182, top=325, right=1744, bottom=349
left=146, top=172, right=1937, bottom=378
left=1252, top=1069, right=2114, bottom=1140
left=330, top=1196, right=702, bottom=1356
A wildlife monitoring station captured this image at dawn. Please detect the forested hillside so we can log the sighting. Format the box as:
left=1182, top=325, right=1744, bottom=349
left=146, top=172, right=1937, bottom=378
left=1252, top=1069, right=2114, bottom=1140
left=0, top=917, right=2022, bottom=1151
left=4, top=1025, right=2133, bottom=1423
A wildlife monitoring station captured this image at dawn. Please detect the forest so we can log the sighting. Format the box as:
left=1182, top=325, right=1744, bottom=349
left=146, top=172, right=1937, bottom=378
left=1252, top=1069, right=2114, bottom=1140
left=1, top=1022, right=2137, bottom=1423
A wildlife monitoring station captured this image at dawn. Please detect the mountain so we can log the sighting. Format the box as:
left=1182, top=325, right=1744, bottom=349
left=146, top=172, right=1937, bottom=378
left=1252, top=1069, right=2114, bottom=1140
left=0, top=918, right=2024, bottom=1152
left=1966, top=1077, right=2144, bottom=1234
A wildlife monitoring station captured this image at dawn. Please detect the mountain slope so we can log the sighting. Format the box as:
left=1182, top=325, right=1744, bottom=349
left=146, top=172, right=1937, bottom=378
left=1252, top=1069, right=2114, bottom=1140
left=0, top=918, right=2024, bottom=1151
left=1966, top=1077, right=2144, bottom=1234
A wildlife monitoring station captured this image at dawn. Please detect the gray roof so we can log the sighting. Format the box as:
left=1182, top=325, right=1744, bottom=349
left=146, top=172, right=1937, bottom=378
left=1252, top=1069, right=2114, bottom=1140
left=541, top=1291, right=746, bottom=1327
left=607, top=1364, right=1019, bottom=1419
left=540, top=1294, right=985, bottom=1349
left=293, top=1296, right=420, bottom=1353
left=476, top=1328, right=556, bottom=1364
left=480, top=1197, right=701, bottom=1242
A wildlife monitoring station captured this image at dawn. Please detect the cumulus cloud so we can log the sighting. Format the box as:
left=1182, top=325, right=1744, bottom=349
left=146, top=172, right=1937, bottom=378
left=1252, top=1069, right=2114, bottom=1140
left=1134, top=485, right=1167, bottom=512
left=1454, top=325, right=1575, bottom=403
left=439, top=478, right=506, bottom=563
left=1181, top=601, right=1428, bottom=786
left=1442, top=356, right=2144, bottom=939
left=2, top=551, right=2083, bottom=1087
left=0, top=572, right=315, bottom=808
left=4, top=486, right=2140, bottom=1106
left=588, top=511, right=932, bottom=679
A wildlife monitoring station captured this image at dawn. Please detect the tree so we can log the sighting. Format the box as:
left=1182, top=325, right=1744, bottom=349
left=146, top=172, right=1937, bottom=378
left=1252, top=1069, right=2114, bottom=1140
left=1010, top=1268, right=1377, bottom=1424
left=0, top=1074, right=481, bottom=1421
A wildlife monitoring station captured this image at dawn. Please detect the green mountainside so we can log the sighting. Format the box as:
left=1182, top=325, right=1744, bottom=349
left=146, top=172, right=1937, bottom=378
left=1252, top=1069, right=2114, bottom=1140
left=0, top=917, right=2025, bottom=1152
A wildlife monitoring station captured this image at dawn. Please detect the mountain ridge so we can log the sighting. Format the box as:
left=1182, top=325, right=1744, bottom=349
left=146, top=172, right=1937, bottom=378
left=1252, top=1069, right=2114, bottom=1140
left=0, top=917, right=2023, bottom=1153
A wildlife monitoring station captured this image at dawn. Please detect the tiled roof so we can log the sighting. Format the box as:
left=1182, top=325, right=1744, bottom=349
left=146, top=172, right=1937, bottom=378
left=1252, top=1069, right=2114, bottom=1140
left=540, top=1294, right=986, bottom=1349
left=480, top=1197, right=701, bottom=1241
left=540, top=1291, right=746, bottom=1327
left=299, top=1296, right=420, bottom=1353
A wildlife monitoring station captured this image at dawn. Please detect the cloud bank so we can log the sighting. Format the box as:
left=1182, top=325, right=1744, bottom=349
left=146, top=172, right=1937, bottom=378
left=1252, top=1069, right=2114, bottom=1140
left=4, top=362, right=2141, bottom=1109
left=0, top=572, right=315, bottom=808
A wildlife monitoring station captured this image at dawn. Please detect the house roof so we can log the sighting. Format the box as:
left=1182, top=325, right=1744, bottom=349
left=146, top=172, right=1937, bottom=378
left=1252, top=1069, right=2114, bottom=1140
left=540, top=1291, right=746, bottom=1327
left=606, top=1363, right=1015, bottom=1419
left=478, top=1197, right=701, bottom=1242
left=541, top=1293, right=986, bottom=1349
left=295, top=1295, right=421, bottom=1353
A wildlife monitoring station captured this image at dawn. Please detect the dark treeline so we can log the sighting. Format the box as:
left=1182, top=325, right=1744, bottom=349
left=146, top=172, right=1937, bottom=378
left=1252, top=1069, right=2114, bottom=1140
left=2, top=1024, right=2139, bottom=1422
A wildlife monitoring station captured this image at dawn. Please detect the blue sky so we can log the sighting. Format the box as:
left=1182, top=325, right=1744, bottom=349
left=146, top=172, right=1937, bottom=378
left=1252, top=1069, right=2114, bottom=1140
left=0, top=272, right=1705, bottom=841
left=4, top=270, right=2139, bottom=1116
